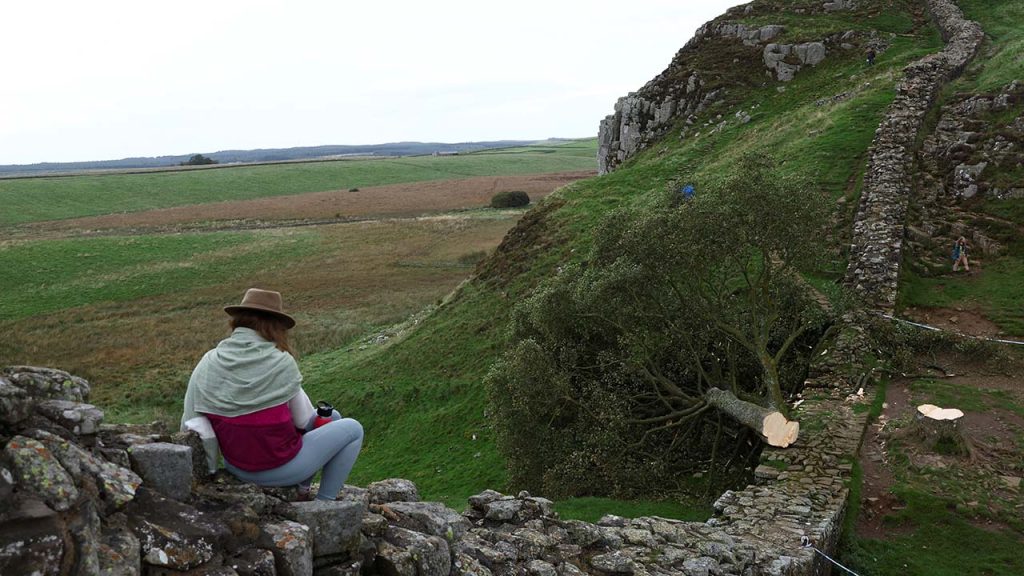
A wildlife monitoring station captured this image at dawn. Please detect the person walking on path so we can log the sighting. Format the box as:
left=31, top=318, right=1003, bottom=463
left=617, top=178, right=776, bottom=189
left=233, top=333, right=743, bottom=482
left=866, top=48, right=876, bottom=66
left=181, top=288, right=363, bottom=501
left=952, top=236, right=970, bottom=272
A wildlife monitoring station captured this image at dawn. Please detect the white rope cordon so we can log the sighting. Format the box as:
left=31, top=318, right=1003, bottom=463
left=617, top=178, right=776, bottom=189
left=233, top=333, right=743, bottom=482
left=877, top=313, right=1024, bottom=346
left=800, top=536, right=864, bottom=576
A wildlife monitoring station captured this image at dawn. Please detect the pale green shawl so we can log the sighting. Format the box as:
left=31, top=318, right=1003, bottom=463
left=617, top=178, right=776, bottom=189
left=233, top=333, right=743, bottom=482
left=181, top=327, right=302, bottom=423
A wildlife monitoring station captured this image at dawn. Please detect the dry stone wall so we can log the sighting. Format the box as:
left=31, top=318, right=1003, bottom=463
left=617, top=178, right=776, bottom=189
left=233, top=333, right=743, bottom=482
left=0, top=333, right=875, bottom=576
left=843, top=0, right=984, bottom=310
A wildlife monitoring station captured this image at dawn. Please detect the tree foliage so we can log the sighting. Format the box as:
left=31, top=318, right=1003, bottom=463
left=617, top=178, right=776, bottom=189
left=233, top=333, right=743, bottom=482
left=486, top=153, right=832, bottom=498
left=490, top=191, right=531, bottom=208
left=180, top=153, right=217, bottom=166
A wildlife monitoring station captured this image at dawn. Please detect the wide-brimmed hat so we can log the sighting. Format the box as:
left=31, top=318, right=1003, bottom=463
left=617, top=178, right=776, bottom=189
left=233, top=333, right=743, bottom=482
left=224, top=288, right=296, bottom=328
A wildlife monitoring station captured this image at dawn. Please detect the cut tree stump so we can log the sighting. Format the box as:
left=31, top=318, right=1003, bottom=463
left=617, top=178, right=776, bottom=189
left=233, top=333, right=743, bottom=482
left=705, top=388, right=799, bottom=448
left=911, top=404, right=973, bottom=458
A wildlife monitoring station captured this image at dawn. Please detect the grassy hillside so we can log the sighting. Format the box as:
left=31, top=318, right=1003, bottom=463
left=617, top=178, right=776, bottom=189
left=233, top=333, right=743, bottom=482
left=297, top=0, right=944, bottom=510
left=0, top=140, right=596, bottom=226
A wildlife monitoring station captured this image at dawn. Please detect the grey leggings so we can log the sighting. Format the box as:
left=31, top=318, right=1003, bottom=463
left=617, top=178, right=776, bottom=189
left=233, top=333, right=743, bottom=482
left=225, top=411, right=363, bottom=501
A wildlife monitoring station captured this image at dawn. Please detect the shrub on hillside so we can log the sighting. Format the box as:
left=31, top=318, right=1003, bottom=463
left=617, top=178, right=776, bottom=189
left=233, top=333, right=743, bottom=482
left=490, top=191, right=530, bottom=208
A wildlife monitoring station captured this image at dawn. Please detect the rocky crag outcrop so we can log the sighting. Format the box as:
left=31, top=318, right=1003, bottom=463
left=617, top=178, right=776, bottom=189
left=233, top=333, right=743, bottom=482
left=902, top=80, right=1024, bottom=271
left=843, top=0, right=984, bottom=310
left=3, top=347, right=878, bottom=576
left=597, top=1, right=880, bottom=175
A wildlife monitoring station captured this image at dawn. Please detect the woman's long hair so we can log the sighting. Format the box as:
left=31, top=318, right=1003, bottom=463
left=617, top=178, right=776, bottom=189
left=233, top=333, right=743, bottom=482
left=229, top=310, right=293, bottom=355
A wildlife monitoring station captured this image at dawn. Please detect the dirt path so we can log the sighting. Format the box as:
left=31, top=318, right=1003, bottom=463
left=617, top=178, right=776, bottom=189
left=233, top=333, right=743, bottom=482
left=17, top=171, right=592, bottom=239
left=903, top=305, right=1007, bottom=339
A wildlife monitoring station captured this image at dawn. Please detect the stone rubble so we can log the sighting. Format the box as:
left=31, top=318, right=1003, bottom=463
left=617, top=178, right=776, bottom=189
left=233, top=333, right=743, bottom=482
left=844, top=0, right=984, bottom=310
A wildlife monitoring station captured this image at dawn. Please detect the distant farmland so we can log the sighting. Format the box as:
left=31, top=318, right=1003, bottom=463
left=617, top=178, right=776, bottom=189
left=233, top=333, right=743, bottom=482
left=1, top=140, right=597, bottom=427
left=0, top=139, right=597, bottom=226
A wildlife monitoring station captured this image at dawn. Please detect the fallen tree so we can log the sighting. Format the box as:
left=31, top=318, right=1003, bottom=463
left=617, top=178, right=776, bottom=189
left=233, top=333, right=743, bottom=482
left=488, top=154, right=830, bottom=497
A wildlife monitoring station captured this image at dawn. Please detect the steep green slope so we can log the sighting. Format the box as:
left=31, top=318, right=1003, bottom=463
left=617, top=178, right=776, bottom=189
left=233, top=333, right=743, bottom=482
left=299, top=0, right=945, bottom=509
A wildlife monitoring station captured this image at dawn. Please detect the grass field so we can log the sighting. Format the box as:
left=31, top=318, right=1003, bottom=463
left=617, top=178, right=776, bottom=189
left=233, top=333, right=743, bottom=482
left=0, top=140, right=597, bottom=226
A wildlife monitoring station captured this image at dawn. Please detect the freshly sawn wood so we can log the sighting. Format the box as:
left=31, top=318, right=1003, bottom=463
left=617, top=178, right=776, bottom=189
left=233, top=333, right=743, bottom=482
left=705, top=387, right=800, bottom=448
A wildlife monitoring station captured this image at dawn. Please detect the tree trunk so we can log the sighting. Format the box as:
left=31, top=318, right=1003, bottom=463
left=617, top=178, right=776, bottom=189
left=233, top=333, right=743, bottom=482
left=705, top=387, right=799, bottom=448
left=911, top=404, right=973, bottom=458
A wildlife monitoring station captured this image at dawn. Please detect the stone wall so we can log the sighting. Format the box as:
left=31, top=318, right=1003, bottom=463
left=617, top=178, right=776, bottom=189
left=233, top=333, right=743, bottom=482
left=843, top=0, right=984, bottom=310
left=0, top=354, right=872, bottom=576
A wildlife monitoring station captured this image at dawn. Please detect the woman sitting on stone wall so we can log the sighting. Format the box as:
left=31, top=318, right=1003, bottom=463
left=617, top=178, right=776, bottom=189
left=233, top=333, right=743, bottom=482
left=180, top=288, right=363, bottom=501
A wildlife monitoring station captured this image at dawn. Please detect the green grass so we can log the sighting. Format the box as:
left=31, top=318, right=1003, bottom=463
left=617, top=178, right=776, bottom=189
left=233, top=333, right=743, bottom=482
left=468, top=139, right=597, bottom=158
left=0, top=231, right=309, bottom=321
left=0, top=141, right=597, bottom=226
left=299, top=284, right=511, bottom=509
left=956, top=0, right=1024, bottom=92
left=841, top=371, right=1024, bottom=574
left=898, top=258, right=1024, bottom=336
left=843, top=487, right=1024, bottom=575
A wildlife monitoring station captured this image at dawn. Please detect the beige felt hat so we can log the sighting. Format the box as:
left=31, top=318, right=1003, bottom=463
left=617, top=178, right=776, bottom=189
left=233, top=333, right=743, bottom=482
left=224, top=288, right=296, bottom=328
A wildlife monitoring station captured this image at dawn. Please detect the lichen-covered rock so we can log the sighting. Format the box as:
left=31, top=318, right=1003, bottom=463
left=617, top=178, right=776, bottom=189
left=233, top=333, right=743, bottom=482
left=68, top=498, right=102, bottom=575
left=128, top=442, right=193, bottom=501
left=30, top=429, right=141, bottom=509
left=129, top=488, right=228, bottom=571
left=259, top=520, right=312, bottom=576
left=280, top=498, right=366, bottom=558
left=0, top=500, right=66, bottom=575
left=453, top=551, right=493, bottom=576
left=0, top=377, right=34, bottom=425
left=36, top=399, right=104, bottom=435
left=383, top=501, right=470, bottom=541
left=228, top=547, right=276, bottom=576
left=367, top=477, right=420, bottom=504
left=375, top=527, right=450, bottom=576
left=468, top=489, right=503, bottom=508
left=590, top=551, right=636, bottom=574
left=484, top=498, right=522, bottom=522
left=172, top=429, right=216, bottom=481
left=98, top=523, right=142, bottom=576
left=2, top=366, right=90, bottom=402
left=4, top=435, right=79, bottom=511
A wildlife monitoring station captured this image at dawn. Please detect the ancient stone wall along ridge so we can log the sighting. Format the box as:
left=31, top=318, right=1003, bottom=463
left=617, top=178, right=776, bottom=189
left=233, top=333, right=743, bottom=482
left=0, top=361, right=872, bottom=576
left=843, top=0, right=984, bottom=310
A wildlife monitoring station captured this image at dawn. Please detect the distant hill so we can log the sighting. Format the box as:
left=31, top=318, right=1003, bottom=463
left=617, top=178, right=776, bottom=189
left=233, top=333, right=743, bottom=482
left=0, top=139, right=579, bottom=177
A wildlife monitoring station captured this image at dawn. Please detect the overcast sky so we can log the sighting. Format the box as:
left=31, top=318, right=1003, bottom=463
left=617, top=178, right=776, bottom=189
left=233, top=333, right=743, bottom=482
left=1, top=0, right=737, bottom=165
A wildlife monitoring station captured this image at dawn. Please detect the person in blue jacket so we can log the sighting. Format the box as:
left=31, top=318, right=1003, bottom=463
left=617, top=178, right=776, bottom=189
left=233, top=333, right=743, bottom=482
left=952, top=236, right=969, bottom=272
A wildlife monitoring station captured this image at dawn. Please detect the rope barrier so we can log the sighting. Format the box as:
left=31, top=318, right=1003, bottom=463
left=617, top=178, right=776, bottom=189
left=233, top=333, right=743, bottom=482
left=800, top=536, right=864, bottom=576
left=877, top=313, right=1024, bottom=346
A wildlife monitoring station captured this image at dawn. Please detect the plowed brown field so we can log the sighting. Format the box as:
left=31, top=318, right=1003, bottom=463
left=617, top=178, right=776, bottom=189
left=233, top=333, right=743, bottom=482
left=26, top=171, right=592, bottom=235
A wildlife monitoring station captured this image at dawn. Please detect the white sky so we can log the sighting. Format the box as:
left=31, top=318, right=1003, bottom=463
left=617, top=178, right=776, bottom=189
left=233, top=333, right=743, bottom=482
left=0, top=0, right=737, bottom=165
